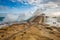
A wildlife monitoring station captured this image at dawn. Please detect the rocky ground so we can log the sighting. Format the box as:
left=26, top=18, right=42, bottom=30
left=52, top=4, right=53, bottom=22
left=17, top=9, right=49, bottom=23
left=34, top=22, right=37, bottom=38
left=0, top=15, right=60, bottom=40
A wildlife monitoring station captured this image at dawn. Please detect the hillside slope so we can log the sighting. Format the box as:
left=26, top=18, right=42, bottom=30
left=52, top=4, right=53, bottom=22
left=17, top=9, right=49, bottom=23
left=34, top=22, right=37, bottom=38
left=0, top=15, right=60, bottom=40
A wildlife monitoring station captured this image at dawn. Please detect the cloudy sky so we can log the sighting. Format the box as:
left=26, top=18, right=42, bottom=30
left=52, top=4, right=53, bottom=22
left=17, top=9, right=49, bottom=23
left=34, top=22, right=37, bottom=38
left=0, top=0, right=60, bottom=13
left=0, top=0, right=60, bottom=22
left=0, top=0, right=35, bottom=13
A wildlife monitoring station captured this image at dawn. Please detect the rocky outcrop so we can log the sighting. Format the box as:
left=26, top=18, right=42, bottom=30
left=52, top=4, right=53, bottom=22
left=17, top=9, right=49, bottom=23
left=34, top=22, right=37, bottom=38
left=0, top=15, right=60, bottom=40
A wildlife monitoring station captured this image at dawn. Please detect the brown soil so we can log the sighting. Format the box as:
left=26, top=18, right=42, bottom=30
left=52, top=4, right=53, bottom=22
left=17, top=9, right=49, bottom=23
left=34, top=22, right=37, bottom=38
left=0, top=15, right=60, bottom=40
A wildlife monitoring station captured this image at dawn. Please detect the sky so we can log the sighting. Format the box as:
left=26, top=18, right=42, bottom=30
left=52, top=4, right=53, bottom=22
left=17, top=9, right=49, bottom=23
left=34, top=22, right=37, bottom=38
left=0, top=0, right=60, bottom=22
left=0, top=0, right=60, bottom=13
left=0, top=0, right=35, bottom=13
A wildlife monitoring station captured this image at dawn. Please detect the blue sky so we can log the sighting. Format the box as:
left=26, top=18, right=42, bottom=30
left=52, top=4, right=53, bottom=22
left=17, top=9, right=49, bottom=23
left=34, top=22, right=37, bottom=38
left=0, top=0, right=60, bottom=23
left=0, top=0, right=60, bottom=17
left=0, top=0, right=36, bottom=13
left=0, top=0, right=60, bottom=13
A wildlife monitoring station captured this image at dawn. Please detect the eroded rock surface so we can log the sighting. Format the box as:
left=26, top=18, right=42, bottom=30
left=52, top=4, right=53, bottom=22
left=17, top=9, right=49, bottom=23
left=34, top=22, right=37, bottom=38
left=0, top=15, right=60, bottom=40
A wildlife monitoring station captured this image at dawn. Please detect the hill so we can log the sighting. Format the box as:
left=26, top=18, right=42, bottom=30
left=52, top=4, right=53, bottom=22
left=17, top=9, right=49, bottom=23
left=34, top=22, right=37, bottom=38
left=0, top=15, right=60, bottom=40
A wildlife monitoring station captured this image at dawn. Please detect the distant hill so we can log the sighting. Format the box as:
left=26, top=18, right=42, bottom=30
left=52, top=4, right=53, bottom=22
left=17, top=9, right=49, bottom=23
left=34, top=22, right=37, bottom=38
left=0, top=17, right=5, bottom=21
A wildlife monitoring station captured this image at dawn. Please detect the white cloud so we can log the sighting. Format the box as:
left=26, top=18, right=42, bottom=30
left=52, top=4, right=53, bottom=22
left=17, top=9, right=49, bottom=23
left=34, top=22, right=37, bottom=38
left=9, top=0, right=59, bottom=11
left=3, top=14, right=19, bottom=22
left=44, top=2, right=58, bottom=8
left=10, top=0, right=60, bottom=6
left=26, top=0, right=41, bottom=5
left=36, top=0, right=59, bottom=13
left=17, top=13, right=26, bottom=21
left=45, top=12, right=60, bottom=17
left=51, top=12, right=60, bottom=17
left=3, top=13, right=27, bottom=22
left=44, top=8, right=60, bottom=17
left=10, top=0, right=42, bottom=6
left=39, top=2, right=58, bottom=11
